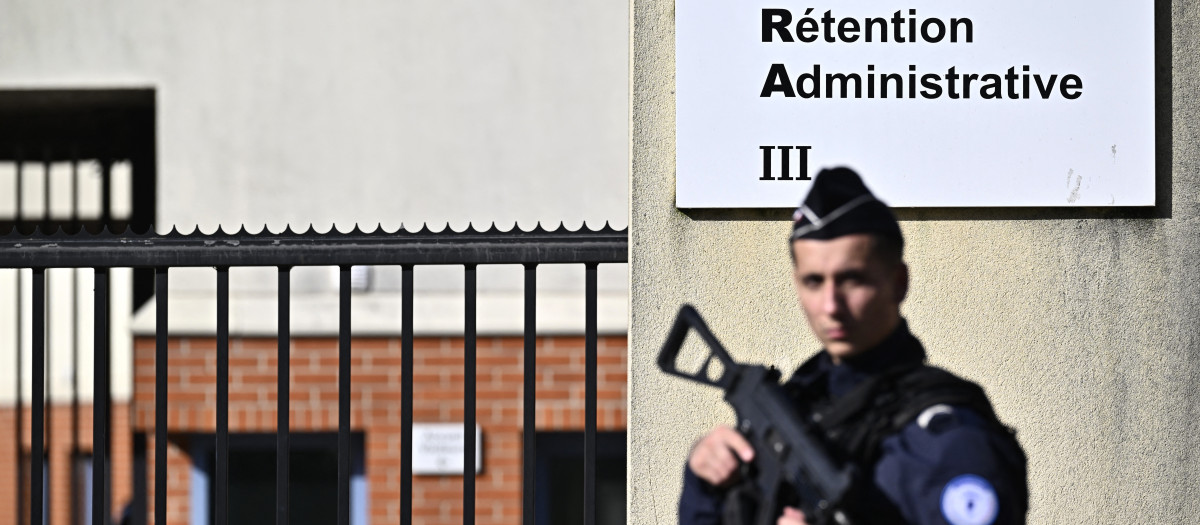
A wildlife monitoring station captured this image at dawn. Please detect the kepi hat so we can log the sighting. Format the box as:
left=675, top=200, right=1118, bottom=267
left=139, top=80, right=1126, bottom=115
left=790, top=167, right=903, bottom=246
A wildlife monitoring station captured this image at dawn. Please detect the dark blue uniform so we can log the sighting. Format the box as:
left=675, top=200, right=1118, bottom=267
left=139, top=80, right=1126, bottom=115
left=679, top=322, right=1027, bottom=525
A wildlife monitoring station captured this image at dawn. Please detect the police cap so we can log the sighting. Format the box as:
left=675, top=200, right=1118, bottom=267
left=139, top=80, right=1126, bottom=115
left=790, top=167, right=903, bottom=248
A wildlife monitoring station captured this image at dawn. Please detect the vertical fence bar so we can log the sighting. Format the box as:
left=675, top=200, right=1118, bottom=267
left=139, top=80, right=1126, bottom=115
left=13, top=149, right=23, bottom=522
left=155, top=268, right=168, bottom=525
left=94, top=269, right=109, bottom=525
left=69, top=146, right=81, bottom=525
left=216, top=267, right=229, bottom=525
left=16, top=275, right=24, bottom=525
left=12, top=154, right=23, bottom=525
left=70, top=152, right=81, bottom=525
left=277, top=267, right=291, bottom=525
left=32, top=268, right=45, bottom=525
left=464, top=265, right=476, bottom=525
left=584, top=263, right=598, bottom=525
left=133, top=434, right=147, bottom=525
left=104, top=270, right=114, bottom=522
left=522, top=264, right=537, bottom=525
left=401, top=265, right=414, bottom=525
left=43, top=270, right=53, bottom=525
left=338, top=266, right=351, bottom=525
left=13, top=152, right=24, bottom=525
left=15, top=147, right=24, bottom=525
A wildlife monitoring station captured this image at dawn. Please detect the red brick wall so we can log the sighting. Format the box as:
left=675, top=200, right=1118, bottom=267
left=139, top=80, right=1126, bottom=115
left=0, top=402, right=135, bottom=525
left=129, top=334, right=627, bottom=525
left=0, top=408, right=13, bottom=525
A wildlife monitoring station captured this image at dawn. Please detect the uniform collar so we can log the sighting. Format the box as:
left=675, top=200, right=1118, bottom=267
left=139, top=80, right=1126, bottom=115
left=788, top=319, right=927, bottom=400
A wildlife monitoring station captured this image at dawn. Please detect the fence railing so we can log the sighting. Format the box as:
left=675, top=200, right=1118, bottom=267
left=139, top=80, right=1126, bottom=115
left=1, top=223, right=628, bottom=525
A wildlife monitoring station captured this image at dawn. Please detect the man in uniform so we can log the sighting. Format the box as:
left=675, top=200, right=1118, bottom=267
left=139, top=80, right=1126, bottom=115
left=678, top=168, right=1028, bottom=525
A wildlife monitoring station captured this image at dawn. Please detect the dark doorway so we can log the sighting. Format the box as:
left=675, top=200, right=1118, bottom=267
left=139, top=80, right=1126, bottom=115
left=190, top=433, right=365, bottom=525
left=536, top=431, right=626, bottom=525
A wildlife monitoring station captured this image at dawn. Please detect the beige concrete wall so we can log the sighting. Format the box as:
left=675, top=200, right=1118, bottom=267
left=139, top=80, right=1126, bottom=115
left=630, top=1, right=1200, bottom=523
left=0, top=0, right=628, bottom=232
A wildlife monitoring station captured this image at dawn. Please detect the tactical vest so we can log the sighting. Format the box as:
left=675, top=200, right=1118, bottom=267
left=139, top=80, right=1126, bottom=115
left=789, top=364, right=1028, bottom=524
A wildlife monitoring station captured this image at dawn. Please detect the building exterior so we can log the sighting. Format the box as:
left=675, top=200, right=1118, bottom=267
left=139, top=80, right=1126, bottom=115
left=0, top=1, right=629, bottom=524
left=129, top=332, right=628, bottom=525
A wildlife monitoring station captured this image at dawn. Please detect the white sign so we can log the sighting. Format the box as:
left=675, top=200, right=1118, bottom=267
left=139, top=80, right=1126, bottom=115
left=412, top=423, right=483, bottom=475
left=677, top=1, right=1155, bottom=207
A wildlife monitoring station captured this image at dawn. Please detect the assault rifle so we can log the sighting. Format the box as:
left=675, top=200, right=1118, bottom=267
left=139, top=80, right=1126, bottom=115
left=659, top=305, right=858, bottom=525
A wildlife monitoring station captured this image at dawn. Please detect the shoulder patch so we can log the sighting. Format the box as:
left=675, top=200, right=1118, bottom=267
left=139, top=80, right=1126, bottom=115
left=940, top=474, right=998, bottom=525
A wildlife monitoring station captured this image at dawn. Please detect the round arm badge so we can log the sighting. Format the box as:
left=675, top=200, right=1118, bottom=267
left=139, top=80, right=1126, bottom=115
left=940, top=474, right=999, bottom=525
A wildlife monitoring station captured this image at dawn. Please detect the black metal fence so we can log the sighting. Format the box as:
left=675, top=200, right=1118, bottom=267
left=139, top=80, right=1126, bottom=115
left=1, top=223, right=628, bottom=525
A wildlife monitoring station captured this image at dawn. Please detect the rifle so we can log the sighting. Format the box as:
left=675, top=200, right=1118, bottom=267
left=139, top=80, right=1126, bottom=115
left=659, top=305, right=858, bottom=525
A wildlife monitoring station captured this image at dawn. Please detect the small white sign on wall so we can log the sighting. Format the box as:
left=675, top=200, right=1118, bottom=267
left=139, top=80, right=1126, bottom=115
left=412, top=423, right=483, bottom=475
left=677, top=0, right=1155, bottom=207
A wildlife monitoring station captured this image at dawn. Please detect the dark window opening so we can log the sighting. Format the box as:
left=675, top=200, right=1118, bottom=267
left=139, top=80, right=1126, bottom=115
left=536, top=431, right=626, bottom=525
left=73, top=454, right=94, bottom=525
left=189, top=433, right=366, bottom=525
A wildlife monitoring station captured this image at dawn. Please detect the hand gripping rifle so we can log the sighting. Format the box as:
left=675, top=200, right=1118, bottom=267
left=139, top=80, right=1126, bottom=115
left=659, top=305, right=858, bottom=525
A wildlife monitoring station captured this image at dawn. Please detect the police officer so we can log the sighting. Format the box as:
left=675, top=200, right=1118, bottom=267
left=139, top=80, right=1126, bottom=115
left=679, top=168, right=1028, bottom=525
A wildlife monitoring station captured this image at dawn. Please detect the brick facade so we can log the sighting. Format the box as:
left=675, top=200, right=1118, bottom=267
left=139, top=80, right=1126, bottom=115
left=0, top=403, right=135, bottom=525
left=122, top=334, right=628, bottom=525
